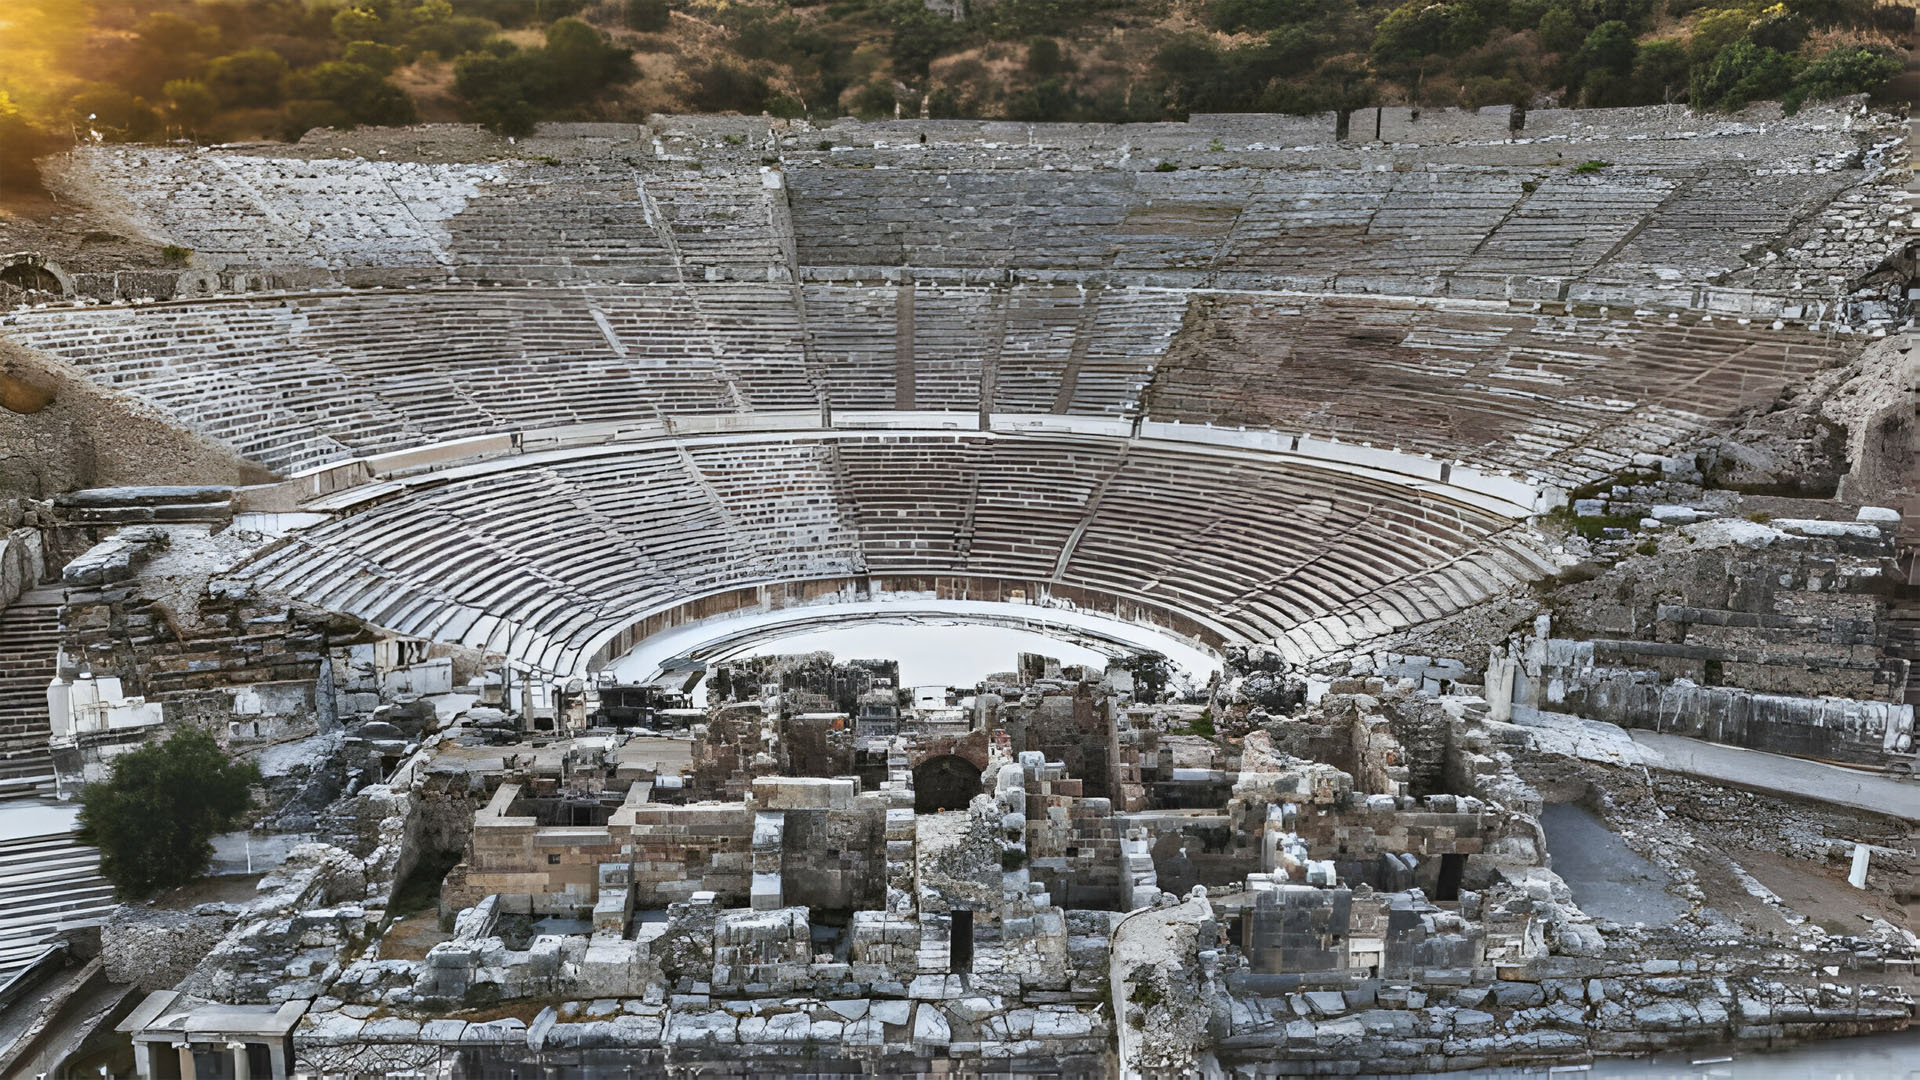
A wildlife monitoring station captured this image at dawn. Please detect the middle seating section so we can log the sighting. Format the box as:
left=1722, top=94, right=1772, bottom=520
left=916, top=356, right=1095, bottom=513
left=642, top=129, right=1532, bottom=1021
left=4, top=282, right=1844, bottom=493
left=4, top=284, right=1185, bottom=475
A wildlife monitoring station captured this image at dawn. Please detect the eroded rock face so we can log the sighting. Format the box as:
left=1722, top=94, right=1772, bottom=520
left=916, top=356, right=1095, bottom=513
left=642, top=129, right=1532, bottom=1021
left=102, top=907, right=238, bottom=991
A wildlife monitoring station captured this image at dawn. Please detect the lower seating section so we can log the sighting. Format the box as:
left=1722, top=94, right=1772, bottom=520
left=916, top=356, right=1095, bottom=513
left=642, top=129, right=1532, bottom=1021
left=1065, top=447, right=1553, bottom=659
left=1142, top=296, right=1852, bottom=486
left=0, top=827, right=113, bottom=982
left=241, top=431, right=1538, bottom=675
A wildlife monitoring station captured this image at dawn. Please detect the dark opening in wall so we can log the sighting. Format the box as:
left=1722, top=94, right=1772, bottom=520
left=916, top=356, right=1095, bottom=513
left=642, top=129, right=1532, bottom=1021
left=0, top=262, right=61, bottom=294
left=950, top=909, right=974, bottom=972
left=1435, top=852, right=1467, bottom=902
left=914, top=754, right=983, bottom=813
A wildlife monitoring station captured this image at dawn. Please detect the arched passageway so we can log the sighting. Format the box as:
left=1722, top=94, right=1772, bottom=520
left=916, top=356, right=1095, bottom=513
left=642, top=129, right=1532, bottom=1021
left=0, top=262, right=63, bottom=295
left=914, top=754, right=983, bottom=814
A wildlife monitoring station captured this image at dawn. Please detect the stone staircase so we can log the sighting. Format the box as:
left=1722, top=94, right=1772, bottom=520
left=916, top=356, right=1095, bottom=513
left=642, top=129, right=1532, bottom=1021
left=0, top=825, right=114, bottom=983
left=0, top=589, right=61, bottom=792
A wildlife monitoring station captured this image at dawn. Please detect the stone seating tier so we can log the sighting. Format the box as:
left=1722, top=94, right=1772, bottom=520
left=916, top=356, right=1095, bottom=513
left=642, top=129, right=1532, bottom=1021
left=240, top=431, right=1548, bottom=675
left=34, top=103, right=1900, bottom=308
left=0, top=286, right=1852, bottom=489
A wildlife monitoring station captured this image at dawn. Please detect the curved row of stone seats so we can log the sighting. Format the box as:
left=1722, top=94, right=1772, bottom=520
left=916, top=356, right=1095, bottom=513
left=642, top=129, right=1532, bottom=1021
left=964, top=438, right=1130, bottom=578
left=41, top=104, right=1892, bottom=306
left=830, top=433, right=1132, bottom=578
left=241, top=430, right=1521, bottom=674
left=798, top=284, right=1183, bottom=416
left=0, top=282, right=1183, bottom=474
left=1598, top=168, right=1858, bottom=285
left=1, top=286, right=812, bottom=472
left=247, top=441, right=870, bottom=672
left=779, top=120, right=1887, bottom=295
left=1061, top=446, right=1517, bottom=642
left=59, top=147, right=506, bottom=279
left=442, top=170, right=677, bottom=282
left=53, top=146, right=794, bottom=284
left=2, top=281, right=1845, bottom=491
left=1140, top=295, right=1852, bottom=486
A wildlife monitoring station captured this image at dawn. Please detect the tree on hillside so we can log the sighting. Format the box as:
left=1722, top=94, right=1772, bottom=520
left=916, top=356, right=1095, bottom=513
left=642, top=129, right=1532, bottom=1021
left=453, top=18, right=635, bottom=134
left=205, top=48, right=292, bottom=108
left=77, top=727, right=259, bottom=899
left=1788, top=44, right=1902, bottom=108
left=1690, top=38, right=1799, bottom=110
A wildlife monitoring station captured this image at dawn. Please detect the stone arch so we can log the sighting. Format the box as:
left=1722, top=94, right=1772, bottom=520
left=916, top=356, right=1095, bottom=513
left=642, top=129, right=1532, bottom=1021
left=913, top=754, right=983, bottom=814
left=904, top=729, right=992, bottom=774
left=0, top=254, right=71, bottom=298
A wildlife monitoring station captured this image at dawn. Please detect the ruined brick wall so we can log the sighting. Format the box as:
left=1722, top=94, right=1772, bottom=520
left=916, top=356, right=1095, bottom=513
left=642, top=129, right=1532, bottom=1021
left=778, top=802, right=887, bottom=912
left=1381, top=695, right=1454, bottom=798
left=1546, top=524, right=1901, bottom=702
left=1018, top=694, right=1111, bottom=800
left=1523, top=519, right=1911, bottom=763
left=627, top=805, right=754, bottom=907
left=690, top=709, right=775, bottom=801
left=62, top=576, right=339, bottom=745
left=779, top=714, right=853, bottom=779
left=1027, top=795, right=1127, bottom=909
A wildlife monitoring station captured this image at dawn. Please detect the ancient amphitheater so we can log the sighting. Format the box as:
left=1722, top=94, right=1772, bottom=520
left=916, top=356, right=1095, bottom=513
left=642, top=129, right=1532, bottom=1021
left=1, top=101, right=1918, bottom=1077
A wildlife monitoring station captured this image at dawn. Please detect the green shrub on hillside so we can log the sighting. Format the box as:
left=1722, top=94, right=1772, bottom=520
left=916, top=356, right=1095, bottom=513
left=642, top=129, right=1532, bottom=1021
left=77, top=727, right=260, bottom=900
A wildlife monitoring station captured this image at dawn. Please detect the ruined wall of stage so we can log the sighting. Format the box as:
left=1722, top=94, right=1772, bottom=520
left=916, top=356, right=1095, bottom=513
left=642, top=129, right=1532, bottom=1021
left=43, top=493, right=466, bottom=789
left=1507, top=512, right=1914, bottom=765
left=442, top=777, right=889, bottom=917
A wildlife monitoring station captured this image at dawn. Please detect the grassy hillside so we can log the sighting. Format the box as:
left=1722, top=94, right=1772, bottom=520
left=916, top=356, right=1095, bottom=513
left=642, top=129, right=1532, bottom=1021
left=0, top=0, right=1912, bottom=194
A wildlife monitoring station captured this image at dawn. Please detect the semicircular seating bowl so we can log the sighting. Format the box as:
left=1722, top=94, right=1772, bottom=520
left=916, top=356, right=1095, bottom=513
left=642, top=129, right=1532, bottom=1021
left=239, top=428, right=1552, bottom=676
left=2, top=107, right=1894, bottom=677
left=0, top=278, right=1853, bottom=676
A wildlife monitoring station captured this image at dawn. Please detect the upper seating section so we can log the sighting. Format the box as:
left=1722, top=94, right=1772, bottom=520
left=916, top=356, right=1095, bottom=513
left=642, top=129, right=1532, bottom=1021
left=1140, top=294, right=1854, bottom=486
left=52, top=146, right=786, bottom=286
left=38, top=104, right=1900, bottom=312
left=778, top=102, right=1897, bottom=304
left=241, top=429, right=1540, bottom=674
